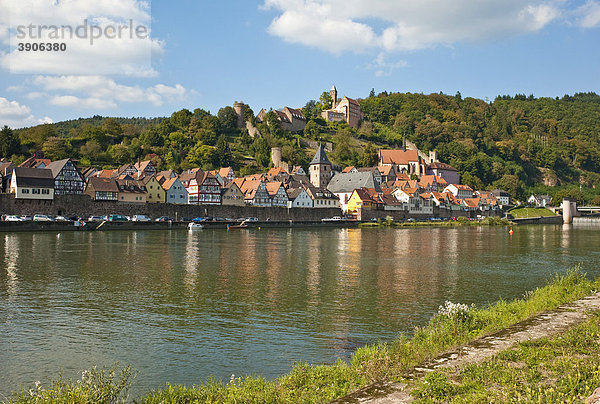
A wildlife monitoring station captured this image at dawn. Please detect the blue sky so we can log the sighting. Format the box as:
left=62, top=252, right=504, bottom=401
left=1, top=0, right=599, bottom=128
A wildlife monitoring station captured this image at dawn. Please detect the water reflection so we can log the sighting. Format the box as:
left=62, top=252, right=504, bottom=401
left=4, top=234, right=19, bottom=301
left=1, top=224, right=600, bottom=397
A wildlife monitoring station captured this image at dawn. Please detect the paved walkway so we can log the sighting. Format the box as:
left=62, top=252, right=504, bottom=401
left=332, top=293, right=600, bottom=404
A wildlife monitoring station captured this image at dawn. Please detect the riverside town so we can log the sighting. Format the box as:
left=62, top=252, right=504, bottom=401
left=2, top=1, right=600, bottom=403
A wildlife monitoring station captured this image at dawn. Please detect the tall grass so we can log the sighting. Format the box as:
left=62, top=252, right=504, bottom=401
left=8, top=267, right=598, bottom=404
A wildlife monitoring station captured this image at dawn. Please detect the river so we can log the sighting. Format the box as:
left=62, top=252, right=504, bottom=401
left=1, top=224, right=599, bottom=397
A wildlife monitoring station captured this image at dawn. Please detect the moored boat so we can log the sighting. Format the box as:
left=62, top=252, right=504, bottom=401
left=188, top=222, right=204, bottom=230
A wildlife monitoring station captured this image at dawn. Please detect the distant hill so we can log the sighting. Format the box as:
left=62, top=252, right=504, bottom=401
left=46, top=115, right=165, bottom=137
left=3, top=92, right=600, bottom=204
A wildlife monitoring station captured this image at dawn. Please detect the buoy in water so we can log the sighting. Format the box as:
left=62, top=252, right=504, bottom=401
left=509, top=227, right=514, bottom=236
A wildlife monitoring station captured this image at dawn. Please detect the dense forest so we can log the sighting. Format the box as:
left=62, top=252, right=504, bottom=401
left=1, top=91, right=600, bottom=205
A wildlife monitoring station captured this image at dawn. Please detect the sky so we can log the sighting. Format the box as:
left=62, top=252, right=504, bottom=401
left=0, top=0, right=599, bottom=129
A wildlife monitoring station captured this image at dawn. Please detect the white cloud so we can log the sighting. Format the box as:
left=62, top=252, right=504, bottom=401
left=0, top=0, right=162, bottom=76
left=33, top=75, right=189, bottom=108
left=0, top=97, right=52, bottom=129
left=576, top=1, right=600, bottom=27
left=367, top=53, right=407, bottom=77
left=49, top=95, right=118, bottom=109
left=262, top=0, right=565, bottom=53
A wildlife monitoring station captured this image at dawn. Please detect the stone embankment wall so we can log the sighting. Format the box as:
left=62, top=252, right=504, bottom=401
left=0, top=194, right=341, bottom=221
left=512, top=216, right=562, bottom=225
left=357, top=207, right=491, bottom=221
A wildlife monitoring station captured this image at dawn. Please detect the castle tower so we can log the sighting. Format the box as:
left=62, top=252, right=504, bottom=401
left=429, top=150, right=439, bottom=164
left=271, top=147, right=283, bottom=168
left=330, top=85, right=338, bottom=108
left=233, top=102, right=245, bottom=128
left=309, top=144, right=332, bottom=188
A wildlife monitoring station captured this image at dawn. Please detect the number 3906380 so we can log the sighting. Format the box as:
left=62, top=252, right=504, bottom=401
left=18, top=43, right=66, bottom=51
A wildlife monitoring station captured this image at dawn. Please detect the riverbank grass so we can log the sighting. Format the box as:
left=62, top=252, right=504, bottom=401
left=411, top=311, right=600, bottom=402
left=9, top=268, right=599, bottom=404
left=510, top=207, right=556, bottom=218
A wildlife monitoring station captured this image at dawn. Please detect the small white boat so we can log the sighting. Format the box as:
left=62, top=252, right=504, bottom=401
left=188, top=222, right=204, bottom=230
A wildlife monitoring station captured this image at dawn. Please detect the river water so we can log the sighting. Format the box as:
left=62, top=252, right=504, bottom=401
left=1, top=224, right=599, bottom=397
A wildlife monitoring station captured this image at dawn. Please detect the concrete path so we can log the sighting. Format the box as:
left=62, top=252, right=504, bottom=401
left=332, top=293, right=600, bottom=404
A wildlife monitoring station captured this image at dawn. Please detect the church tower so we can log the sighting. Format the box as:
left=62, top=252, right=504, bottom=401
left=330, top=85, right=338, bottom=108
left=310, top=144, right=332, bottom=189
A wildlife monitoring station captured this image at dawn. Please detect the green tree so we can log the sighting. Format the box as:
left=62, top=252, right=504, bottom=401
left=252, top=136, right=271, bottom=168
left=23, top=124, right=56, bottom=148
left=553, top=188, right=584, bottom=206
left=369, top=88, right=375, bottom=98
left=187, top=143, right=216, bottom=169
left=303, top=119, right=320, bottom=140
left=302, top=100, right=319, bottom=120
left=316, top=92, right=332, bottom=112
left=243, top=104, right=255, bottom=126
left=0, top=126, right=20, bottom=157
left=264, top=110, right=284, bottom=138
left=109, top=144, right=132, bottom=165
left=332, top=129, right=358, bottom=166
left=170, top=109, right=192, bottom=130
left=101, top=118, right=122, bottom=137
left=140, top=126, right=163, bottom=147
left=42, top=137, right=71, bottom=160
left=80, top=140, right=103, bottom=162
left=359, top=142, right=378, bottom=167
left=218, top=106, right=239, bottom=133
left=214, top=135, right=233, bottom=168
left=82, top=126, right=109, bottom=148
left=493, top=174, right=524, bottom=201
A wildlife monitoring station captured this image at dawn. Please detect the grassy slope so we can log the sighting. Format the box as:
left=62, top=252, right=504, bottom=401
left=8, top=268, right=599, bottom=404
left=412, top=312, right=600, bottom=403
left=510, top=207, right=556, bottom=218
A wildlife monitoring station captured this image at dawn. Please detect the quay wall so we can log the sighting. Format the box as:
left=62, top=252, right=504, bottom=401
left=0, top=194, right=341, bottom=221
left=512, top=216, right=563, bottom=225
left=357, top=207, right=494, bottom=221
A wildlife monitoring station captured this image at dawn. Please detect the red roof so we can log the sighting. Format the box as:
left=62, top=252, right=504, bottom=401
left=378, top=165, right=394, bottom=176
left=265, top=181, right=284, bottom=196
left=463, top=198, right=481, bottom=208
left=379, top=149, right=420, bottom=165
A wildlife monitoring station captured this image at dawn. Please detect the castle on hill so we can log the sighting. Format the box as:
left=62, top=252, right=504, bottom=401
left=321, top=85, right=364, bottom=128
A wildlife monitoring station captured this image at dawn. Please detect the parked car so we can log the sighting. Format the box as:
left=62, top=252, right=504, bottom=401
left=5, top=215, right=24, bottom=222
left=20, top=215, right=32, bottom=221
left=131, top=215, right=151, bottom=222
left=192, top=217, right=207, bottom=222
left=55, top=215, right=70, bottom=222
left=88, top=215, right=105, bottom=222
left=244, top=217, right=259, bottom=222
left=155, top=216, right=173, bottom=222
left=33, top=214, right=53, bottom=222
left=108, top=214, right=129, bottom=222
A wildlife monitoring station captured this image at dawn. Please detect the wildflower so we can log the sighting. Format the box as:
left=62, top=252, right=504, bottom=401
left=436, top=301, right=474, bottom=323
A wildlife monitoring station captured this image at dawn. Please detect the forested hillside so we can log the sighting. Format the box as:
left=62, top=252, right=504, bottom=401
left=1, top=91, right=599, bottom=204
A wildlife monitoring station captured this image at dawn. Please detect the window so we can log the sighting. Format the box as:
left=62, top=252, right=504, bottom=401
left=32, top=189, right=40, bottom=194
left=22, top=189, right=29, bottom=194
left=42, top=189, right=50, bottom=195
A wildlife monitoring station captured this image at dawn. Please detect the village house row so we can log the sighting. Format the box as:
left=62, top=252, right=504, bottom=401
left=0, top=142, right=513, bottom=217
